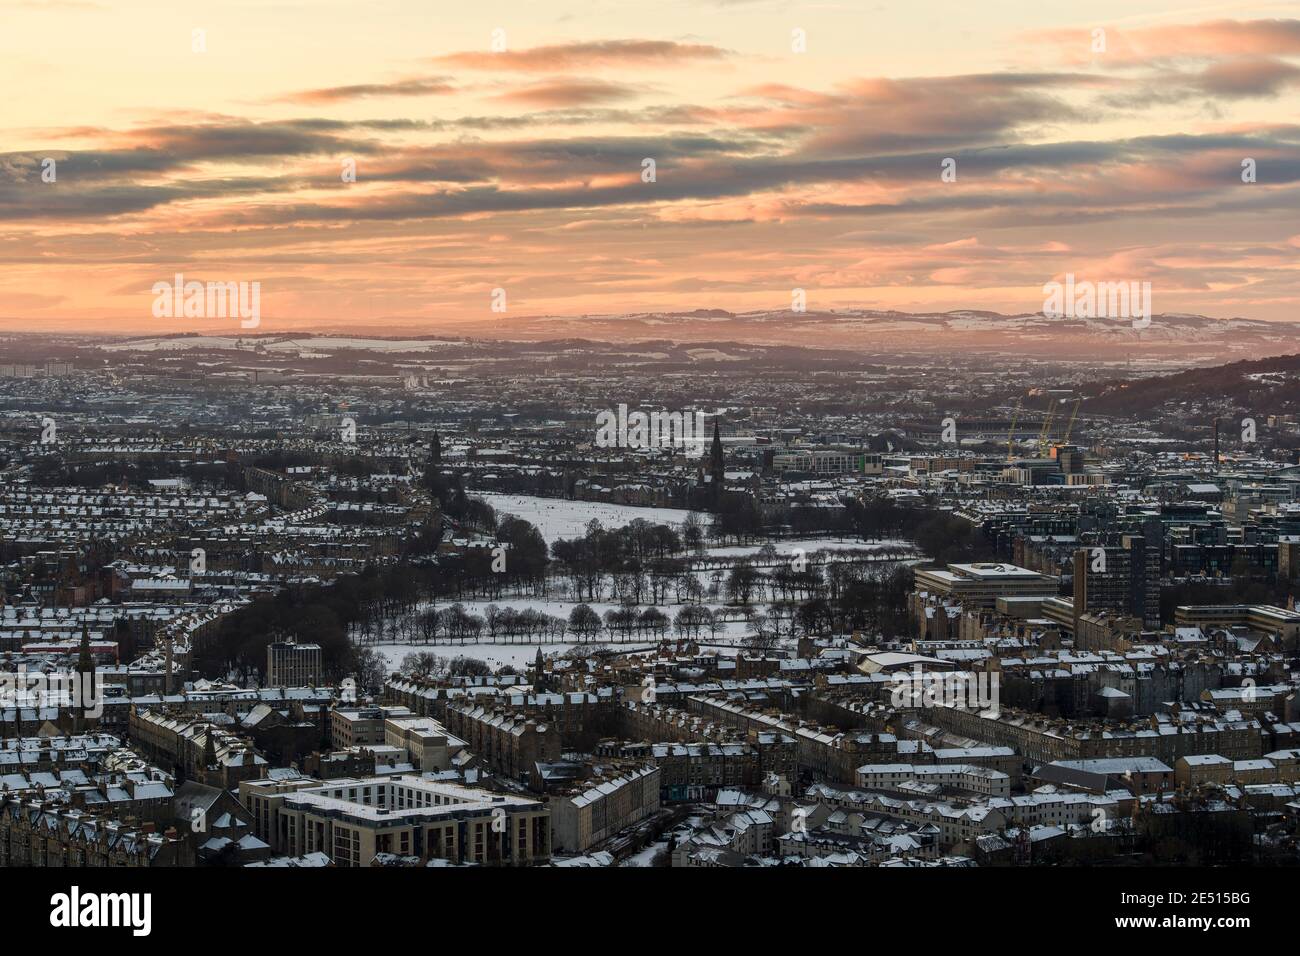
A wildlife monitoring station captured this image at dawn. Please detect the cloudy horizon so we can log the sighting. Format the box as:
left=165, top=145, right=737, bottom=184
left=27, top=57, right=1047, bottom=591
left=2, top=1, right=1299, bottom=335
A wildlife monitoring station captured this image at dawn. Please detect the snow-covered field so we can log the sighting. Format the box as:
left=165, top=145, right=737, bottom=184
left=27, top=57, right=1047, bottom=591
left=478, top=493, right=692, bottom=542
left=372, top=641, right=592, bottom=671
left=367, top=494, right=916, bottom=674
left=478, top=494, right=913, bottom=560
left=368, top=592, right=757, bottom=674
left=704, top=537, right=912, bottom=558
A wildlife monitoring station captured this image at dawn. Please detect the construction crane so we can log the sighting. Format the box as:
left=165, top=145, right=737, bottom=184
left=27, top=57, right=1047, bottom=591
left=1060, top=397, right=1082, bottom=445
left=1036, top=403, right=1055, bottom=458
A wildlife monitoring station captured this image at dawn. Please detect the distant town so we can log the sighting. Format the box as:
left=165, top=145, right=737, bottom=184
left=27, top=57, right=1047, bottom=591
left=0, top=332, right=1298, bottom=870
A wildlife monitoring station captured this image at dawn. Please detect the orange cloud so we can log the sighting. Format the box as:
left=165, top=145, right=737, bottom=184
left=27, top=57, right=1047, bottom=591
left=491, top=78, right=644, bottom=107
left=432, top=39, right=731, bottom=72
left=277, top=77, right=457, bottom=104
left=1026, top=17, right=1300, bottom=66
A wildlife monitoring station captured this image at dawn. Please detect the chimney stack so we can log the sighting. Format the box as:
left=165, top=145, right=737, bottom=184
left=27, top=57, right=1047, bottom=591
left=164, top=631, right=174, bottom=696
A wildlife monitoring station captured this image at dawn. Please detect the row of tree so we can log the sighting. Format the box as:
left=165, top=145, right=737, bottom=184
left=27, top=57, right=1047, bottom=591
left=196, top=493, right=937, bottom=690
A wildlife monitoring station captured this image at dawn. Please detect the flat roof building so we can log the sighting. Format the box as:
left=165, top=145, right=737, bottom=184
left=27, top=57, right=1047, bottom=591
left=273, top=775, right=549, bottom=867
left=913, top=563, right=1059, bottom=609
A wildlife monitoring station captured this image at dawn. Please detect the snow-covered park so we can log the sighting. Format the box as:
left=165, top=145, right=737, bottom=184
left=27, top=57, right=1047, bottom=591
left=477, top=493, right=691, bottom=542
left=479, top=492, right=910, bottom=555
left=364, top=493, right=918, bottom=674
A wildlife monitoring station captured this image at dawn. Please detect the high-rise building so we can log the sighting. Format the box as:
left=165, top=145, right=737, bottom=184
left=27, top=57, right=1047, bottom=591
left=1073, top=535, right=1161, bottom=629
left=267, top=640, right=323, bottom=688
left=1055, top=444, right=1085, bottom=475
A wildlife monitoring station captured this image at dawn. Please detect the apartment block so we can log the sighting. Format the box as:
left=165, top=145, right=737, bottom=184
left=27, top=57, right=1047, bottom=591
left=272, top=775, right=549, bottom=867
left=266, top=640, right=323, bottom=688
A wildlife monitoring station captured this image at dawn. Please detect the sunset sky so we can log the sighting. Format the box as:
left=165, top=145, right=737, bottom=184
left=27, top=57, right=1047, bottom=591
left=2, top=0, right=1299, bottom=334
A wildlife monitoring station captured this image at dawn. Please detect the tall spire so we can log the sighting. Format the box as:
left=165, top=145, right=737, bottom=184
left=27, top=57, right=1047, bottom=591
left=77, top=622, right=93, bottom=675
left=532, top=647, right=546, bottom=690
left=709, top=420, right=725, bottom=504
left=74, top=623, right=94, bottom=733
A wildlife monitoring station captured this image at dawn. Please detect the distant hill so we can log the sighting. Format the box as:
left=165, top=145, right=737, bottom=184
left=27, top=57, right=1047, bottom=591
left=84, top=309, right=1300, bottom=363
left=386, top=308, right=1300, bottom=360
left=1082, top=352, right=1300, bottom=415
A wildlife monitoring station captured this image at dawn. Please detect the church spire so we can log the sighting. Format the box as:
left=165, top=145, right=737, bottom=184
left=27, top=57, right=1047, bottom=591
left=73, top=623, right=94, bottom=733
left=77, top=622, right=93, bottom=675
left=709, top=420, right=725, bottom=504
